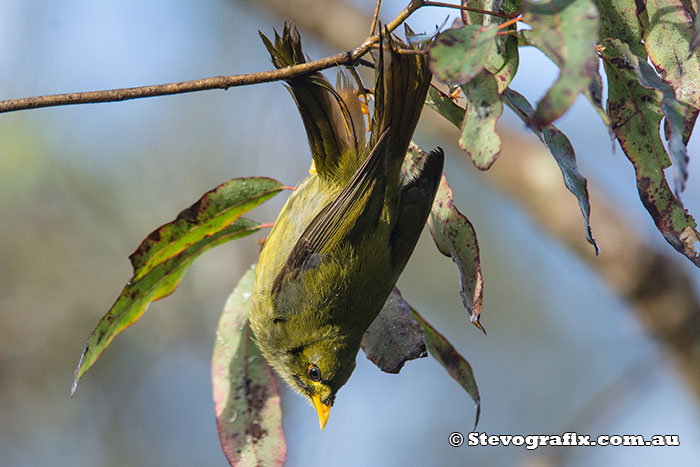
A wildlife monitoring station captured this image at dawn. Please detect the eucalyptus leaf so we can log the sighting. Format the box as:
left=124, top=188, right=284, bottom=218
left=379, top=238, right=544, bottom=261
left=73, top=176, right=286, bottom=393
left=503, top=88, right=599, bottom=254
left=606, top=38, right=690, bottom=196
left=643, top=0, right=700, bottom=110
left=361, top=287, right=427, bottom=374
left=403, top=145, right=485, bottom=332
left=426, top=86, right=464, bottom=128
left=212, top=265, right=286, bottom=467
left=429, top=177, right=485, bottom=333
left=586, top=71, right=612, bottom=130
left=72, top=218, right=267, bottom=394
left=598, top=13, right=700, bottom=267
left=691, top=10, right=700, bottom=55
left=487, top=34, right=520, bottom=94
left=410, top=307, right=481, bottom=428
left=519, top=0, right=600, bottom=127
left=461, top=0, right=503, bottom=26
left=429, top=24, right=498, bottom=85
left=130, top=177, right=285, bottom=277
left=460, top=72, right=503, bottom=169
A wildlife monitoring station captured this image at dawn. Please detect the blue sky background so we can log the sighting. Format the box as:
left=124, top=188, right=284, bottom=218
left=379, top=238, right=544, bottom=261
left=1, top=1, right=699, bottom=466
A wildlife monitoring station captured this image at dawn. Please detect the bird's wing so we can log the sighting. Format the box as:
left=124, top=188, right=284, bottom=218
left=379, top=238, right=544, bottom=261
left=390, top=147, right=444, bottom=270
left=271, top=130, right=391, bottom=296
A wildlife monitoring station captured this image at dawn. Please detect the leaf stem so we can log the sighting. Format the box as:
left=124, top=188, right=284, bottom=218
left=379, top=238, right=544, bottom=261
left=422, top=1, right=511, bottom=19
left=497, top=14, right=522, bottom=30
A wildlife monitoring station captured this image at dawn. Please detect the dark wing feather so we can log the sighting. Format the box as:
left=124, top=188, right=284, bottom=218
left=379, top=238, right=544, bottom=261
left=390, top=147, right=444, bottom=269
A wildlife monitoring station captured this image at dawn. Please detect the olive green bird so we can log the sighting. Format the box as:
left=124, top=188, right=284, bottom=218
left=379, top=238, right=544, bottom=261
left=250, top=24, right=443, bottom=430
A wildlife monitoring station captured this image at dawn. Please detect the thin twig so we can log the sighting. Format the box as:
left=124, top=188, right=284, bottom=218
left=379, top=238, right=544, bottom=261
left=497, top=14, right=522, bottom=30
left=356, top=58, right=376, bottom=69
left=369, top=0, right=382, bottom=35
left=345, top=66, right=370, bottom=94
left=0, top=1, right=420, bottom=114
left=395, top=48, right=428, bottom=54
left=423, top=1, right=511, bottom=19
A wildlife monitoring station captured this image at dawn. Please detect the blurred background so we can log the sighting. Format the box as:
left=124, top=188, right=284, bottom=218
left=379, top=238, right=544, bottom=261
left=1, top=1, right=699, bottom=466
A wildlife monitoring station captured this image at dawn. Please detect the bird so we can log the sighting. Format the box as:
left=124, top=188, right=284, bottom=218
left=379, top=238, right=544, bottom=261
left=249, top=23, right=443, bottom=430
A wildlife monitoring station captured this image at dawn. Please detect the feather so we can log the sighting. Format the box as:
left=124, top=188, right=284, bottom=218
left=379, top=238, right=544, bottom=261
left=270, top=129, right=391, bottom=297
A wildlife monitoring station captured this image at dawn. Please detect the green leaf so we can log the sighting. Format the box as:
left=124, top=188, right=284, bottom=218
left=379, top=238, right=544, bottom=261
left=519, top=0, right=600, bottom=127
left=434, top=5, right=516, bottom=170
left=643, top=0, right=700, bottom=110
left=680, top=105, right=699, bottom=144
left=606, top=38, right=690, bottom=196
left=461, top=1, right=520, bottom=92
left=212, top=265, right=286, bottom=467
left=501, top=0, right=524, bottom=16
left=600, top=39, right=700, bottom=267
left=361, top=287, right=427, bottom=374
left=426, top=86, right=465, bottom=128
left=504, top=88, right=599, bottom=254
left=691, top=10, right=700, bottom=54
left=429, top=175, right=485, bottom=333
left=72, top=218, right=266, bottom=394
left=593, top=0, right=645, bottom=52
left=486, top=34, right=520, bottom=94
left=410, top=307, right=481, bottom=428
left=596, top=0, right=700, bottom=266
left=404, top=145, right=486, bottom=332
left=586, top=71, right=612, bottom=129
left=70, top=179, right=286, bottom=393
left=130, top=177, right=285, bottom=279
left=73, top=177, right=286, bottom=392
left=426, top=78, right=506, bottom=170
left=460, top=72, right=504, bottom=169
left=461, top=0, right=503, bottom=26
left=429, top=24, right=498, bottom=85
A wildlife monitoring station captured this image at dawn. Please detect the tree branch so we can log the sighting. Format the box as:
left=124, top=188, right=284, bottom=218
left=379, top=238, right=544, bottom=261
left=0, top=0, right=421, bottom=114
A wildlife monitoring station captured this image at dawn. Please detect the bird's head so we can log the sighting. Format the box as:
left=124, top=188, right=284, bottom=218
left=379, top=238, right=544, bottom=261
left=252, top=313, right=358, bottom=430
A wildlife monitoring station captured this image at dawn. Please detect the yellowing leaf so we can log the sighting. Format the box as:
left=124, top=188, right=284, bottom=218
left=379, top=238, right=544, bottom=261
left=72, top=218, right=267, bottom=394
left=72, top=176, right=286, bottom=393
left=130, top=177, right=284, bottom=279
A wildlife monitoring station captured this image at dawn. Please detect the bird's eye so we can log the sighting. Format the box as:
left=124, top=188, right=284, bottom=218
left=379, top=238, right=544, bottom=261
left=306, top=363, right=322, bottom=382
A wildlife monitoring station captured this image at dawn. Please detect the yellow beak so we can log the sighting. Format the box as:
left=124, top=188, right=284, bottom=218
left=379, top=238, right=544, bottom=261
left=311, top=394, right=331, bottom=430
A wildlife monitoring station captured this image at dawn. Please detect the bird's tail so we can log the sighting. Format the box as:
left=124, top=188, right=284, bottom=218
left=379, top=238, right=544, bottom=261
left=259, top=23, right=363, bottom=178
left=372, top=26, right=433, bottom=184
left=260, top=23, right=433, bottom=185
